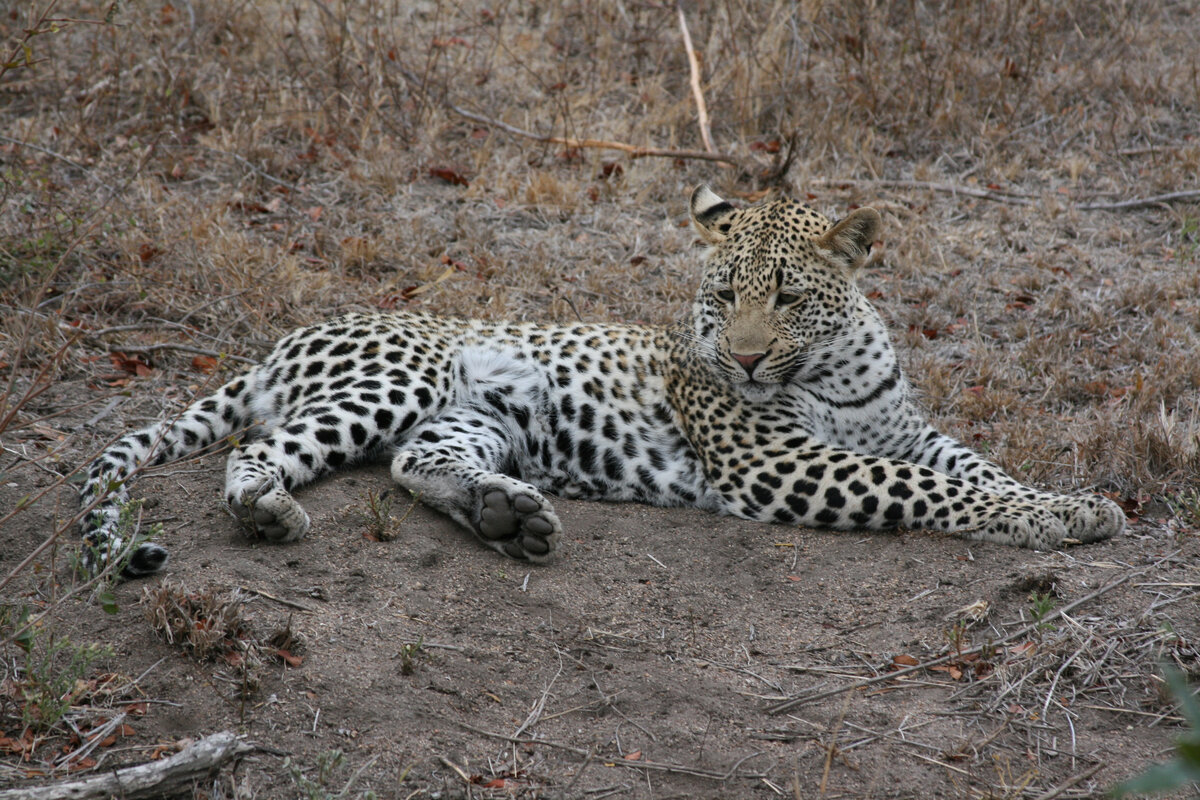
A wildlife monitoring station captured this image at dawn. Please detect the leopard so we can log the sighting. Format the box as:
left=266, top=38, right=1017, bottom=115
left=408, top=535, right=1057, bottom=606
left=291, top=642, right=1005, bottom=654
left=77, top=185, right=1125, bottom=578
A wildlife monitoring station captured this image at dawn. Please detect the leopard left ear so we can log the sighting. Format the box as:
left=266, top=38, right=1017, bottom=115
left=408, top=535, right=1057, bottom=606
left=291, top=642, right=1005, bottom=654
left=815, top=207, right=881, bottom=274
left=689, top=184, right=737, bottom=244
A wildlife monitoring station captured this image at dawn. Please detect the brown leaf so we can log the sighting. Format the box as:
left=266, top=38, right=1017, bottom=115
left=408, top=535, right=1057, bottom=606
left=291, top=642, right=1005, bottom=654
left=275, top=648, right=304, bottom=667
left=892, top=654, right=919, bottom=667
left=109, top=352, right=152, bottom=377
left=624, top=750, right=642, bottom=761
left=191, top=355, right=219, bottom=374
left=750, top=139, right=782, bottom=153
left=429, top=167, right=469, bottom=187
left=929, top=664, right=962, bottom=680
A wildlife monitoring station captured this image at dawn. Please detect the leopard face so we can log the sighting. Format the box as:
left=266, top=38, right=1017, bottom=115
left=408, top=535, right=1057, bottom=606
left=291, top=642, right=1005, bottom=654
left=687, top=186, right=882, bottom=402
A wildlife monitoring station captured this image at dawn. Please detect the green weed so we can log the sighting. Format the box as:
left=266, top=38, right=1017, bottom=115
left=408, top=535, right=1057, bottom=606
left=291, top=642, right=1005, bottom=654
left=285, top=749, right=379, bottom=800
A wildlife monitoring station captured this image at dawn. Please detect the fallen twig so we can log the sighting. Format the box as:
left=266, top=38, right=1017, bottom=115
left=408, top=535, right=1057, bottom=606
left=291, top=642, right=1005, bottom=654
left=676, top=2, right=714, bottom=154
left=0, top=732, right=256, bottom=800
left=1029, top=762, right=1104, bottom=800
left=767, top=564, right=1153, bottom=714
left=100, top=341, right=256, bottom=364
left=445, top=104, right=743, bottom=166
left=455, top=721, right=765, bottom=780
left=1076, top=189, right=1200, bottom=211
left=809, top=178, right=1034, bottom=205
left=809, top=178, right=1200, bottom=212
left=239, top=586, right=317, bottom=613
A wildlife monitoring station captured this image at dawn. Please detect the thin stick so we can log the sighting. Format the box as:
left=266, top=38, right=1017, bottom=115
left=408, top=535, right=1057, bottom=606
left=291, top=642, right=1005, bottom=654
left=809, top=178, right=1034, bottom=205
left=102, top=341, right=256, bottom=365
left=455, top=721, right=764, bottom=780
left=446, top=104, right=741, bottom=166
left=809, top=178, right=1200, bottom=212
left=1077, top=189, right=1200, bottom=211
left=0, top=132, right=91, bottom=174
left=676, top=2, right=714, bottom=154
left=239, top=586, right=316, bottom=613
left=767, top=565, right=1149, bottom=714
left=1029, top=762, right=1104, bottom=800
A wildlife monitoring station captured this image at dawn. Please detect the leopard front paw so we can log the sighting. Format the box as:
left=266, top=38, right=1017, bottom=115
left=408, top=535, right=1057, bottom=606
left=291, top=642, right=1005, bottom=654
left=966, top=504, right=1067, bottom=550
left=227, top=482, right=311, bottom=542
left=1045, top=494, right=1126, bottom=543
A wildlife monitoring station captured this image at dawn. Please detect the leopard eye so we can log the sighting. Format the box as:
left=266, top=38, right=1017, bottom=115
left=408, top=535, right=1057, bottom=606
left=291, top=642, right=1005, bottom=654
left=776, top=291, right=804, bottom=307
left=715, top=289, right=736, bottom=303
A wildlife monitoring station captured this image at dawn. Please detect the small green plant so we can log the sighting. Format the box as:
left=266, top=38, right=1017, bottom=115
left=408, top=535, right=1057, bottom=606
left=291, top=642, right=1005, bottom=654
left=398, top=637, right=423, bottom=676
left=361, top=489, right=397, bottom=541
left=15, top=629, right=113, bottom=732
left=1029, top=591, right=1057, bottom=634
left=360, top=489, right=421, bottom=541
left=1111, top=667, right=1200, bottom=797
left=285, top=749, right=378, bottom=800
left=1, top=604, right=36, bottom=654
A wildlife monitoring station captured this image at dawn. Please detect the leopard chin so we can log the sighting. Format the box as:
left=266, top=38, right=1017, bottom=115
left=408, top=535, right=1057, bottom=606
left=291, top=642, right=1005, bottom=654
left=736, top=381, right=780, bottom=403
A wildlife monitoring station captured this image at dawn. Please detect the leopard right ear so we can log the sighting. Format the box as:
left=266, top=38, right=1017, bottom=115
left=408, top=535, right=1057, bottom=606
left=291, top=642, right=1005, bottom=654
left=689, top=185, right=737, bottom=244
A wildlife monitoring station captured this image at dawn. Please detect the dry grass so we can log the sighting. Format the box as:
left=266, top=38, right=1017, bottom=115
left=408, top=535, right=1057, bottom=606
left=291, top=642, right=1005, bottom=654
left=3, top=0, right=1196, bottom=504
left=1, top=0, right=1199, bottom=795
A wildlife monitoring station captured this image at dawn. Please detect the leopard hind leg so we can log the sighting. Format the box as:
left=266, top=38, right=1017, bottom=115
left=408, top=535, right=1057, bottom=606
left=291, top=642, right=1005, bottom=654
left=390, top=347, right=560, bottom=562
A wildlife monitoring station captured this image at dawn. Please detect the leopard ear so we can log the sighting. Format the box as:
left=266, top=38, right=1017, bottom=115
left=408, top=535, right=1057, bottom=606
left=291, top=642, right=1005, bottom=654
left=689, top=184, right=737, bottom=244
left=815, top=207, right=881, bottom=274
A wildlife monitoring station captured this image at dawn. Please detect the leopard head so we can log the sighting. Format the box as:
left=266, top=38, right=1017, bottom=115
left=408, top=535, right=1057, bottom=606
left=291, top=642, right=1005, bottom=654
left=688, top=184, right=881, bottom=402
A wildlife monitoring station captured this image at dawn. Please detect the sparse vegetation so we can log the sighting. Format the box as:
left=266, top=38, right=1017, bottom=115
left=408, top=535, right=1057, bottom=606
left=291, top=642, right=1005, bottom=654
left=286, top=749, right=378, bottom=800
left=2, top=0, right=1197, bottom=796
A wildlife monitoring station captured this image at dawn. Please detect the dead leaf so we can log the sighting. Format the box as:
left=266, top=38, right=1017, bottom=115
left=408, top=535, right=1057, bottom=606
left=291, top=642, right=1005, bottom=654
left=191, top=355, right=219, bottom=374
left=929, top=664, right=963, bottom=680
left=429, top=167, right=469, bottom=187
left=109, top=352, right=152, bottom=377
left=624, top=750, right=642, bottom=761
left=275, top=648, right=304, bottom=667
left=750, top=139, right=782, bottom=153
left=892, top=654, right=919, bottom=667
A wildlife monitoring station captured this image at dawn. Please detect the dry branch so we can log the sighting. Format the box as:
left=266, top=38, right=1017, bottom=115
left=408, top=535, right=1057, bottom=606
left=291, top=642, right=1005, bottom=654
left=810, top=178, right=1200, bottom=211
left=809, top=178, right=1034, bottom=205
left=676, top=2, right=714, bottom=154
left=1077, top=189, right=1200, bottom=211
left=767, top=565, right=1150, bottom=714
left=0, top=732, right=254, bottom=800
left=443, top=105, right=743, bottom=167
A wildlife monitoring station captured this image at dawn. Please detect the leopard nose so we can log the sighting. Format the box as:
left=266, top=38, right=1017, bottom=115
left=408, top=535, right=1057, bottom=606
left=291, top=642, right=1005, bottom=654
left=732, top=351, right=766, bottom=376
